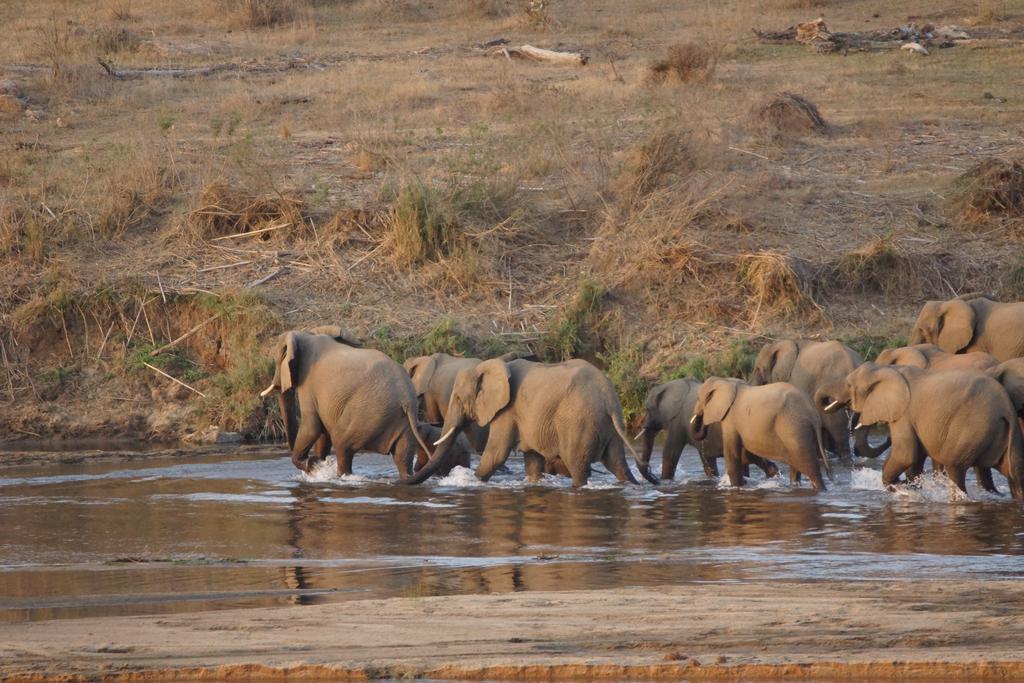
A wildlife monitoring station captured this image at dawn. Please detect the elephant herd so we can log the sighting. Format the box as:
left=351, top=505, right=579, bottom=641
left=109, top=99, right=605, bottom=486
left=260, top=296, right=1024, bottom=500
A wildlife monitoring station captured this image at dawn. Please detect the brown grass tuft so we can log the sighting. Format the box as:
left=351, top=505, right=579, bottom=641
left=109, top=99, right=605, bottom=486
left=737, top=250, right=820, bottom=320
left=647, top=43, right=717, bottom=84
left=830, top=237, right=951, bottom=297
left=615, top=130, right=698, bottom=208
left=187, top=182, right=304, bottom=240
left=947, top=158, right=1024, bottom=226
left=93, top=27, right=141, bottom=53
left=224, top=0, right=298, bottom=28
left=755, top=92, right=827, bottom=138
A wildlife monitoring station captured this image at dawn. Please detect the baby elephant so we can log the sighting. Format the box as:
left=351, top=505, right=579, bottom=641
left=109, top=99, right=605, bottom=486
left=638, top=378, right=778, bottom=480
left=691, top=378, right=832, bottom=491
left=415, top=424, right=472, bottom=476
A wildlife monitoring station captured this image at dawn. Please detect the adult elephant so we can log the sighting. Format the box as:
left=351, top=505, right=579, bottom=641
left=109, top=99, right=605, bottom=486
left=690, top=378, right=831, bottom=491
left=909, top=296, right=1024, bottom=361
left=260, top=328, right=430, bottom=476
left=750, top=339, right=886, bottom=459
left=403, top=351, right=530, bottom=452
left=637, top=378, right=778, bottom=481
left=822, top=363, right=1024, bottom=498
left=401, top=358, right=659, bottom=487
left=989, top=359, right=1024, bottom=417
left=876, top=343, right=999, bottom=372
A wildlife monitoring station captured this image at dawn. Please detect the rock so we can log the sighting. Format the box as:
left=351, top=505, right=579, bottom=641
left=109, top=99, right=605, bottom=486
left=935, top=25, right=969, bottom=40
left=184, top=426, right=244, bottom=444
left=901, top=42, right=929, bottom=55
left=0, top=79, right=19, bottom=97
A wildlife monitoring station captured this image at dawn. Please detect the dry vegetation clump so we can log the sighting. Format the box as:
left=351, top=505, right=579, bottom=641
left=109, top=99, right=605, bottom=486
left=93, top=27, right=141, bottom=54
left=615, top=130, right=700, bottom=208
left=0, top=200, right=69, bottom=263
left=383, top=181, right=465, bottom=267
left=96, top=153, right=174, bottom=238
left=187, top=182, right=305, bottom=240
left=946, top=158, right=1024, bottom=227
left=755, top=92, right=828, bottom=138
left=737, top=250, right=820, bottom=321
left=647, top=43, right=717, bottom=84
left=830, top=237, right=955, bottom=298
left=223, top=0, right=299, bottom=28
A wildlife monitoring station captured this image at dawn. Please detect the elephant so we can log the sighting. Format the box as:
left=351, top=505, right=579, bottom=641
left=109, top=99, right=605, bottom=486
left=750, top=339, right=887, bottom=460
left=404, top=351, right=535, bottom=453
left=989, top=359, right=1024, bottom=417
left=875, top=343, right=999, bottom=372
left=400, top=358, right=659, bottom=487
left=637, top=378, right=779, bottom=481
left=415, top=423, right=472, bottom=475
left=260, top=328, right=431, bottom=476
left=690, top=378, right=832, bottom=491
left=909, top=296, right=1024, bottom=361
left=822, top=363, right=1024, bottom=499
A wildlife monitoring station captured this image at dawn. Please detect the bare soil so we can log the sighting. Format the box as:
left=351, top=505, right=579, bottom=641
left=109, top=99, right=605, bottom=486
left=3, top=581, right=1024, bottom=680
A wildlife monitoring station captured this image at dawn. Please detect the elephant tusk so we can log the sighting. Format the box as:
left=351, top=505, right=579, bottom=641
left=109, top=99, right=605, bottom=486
left=824, top=399, right=841, bottom=412
left=854, top=420, right=863, bottom=431
left=259, top=384, right=276, bottom=398
left=690, top=414, right=698, bottom=426
left=634, top=428, right=645, bottom=440
left=433, top=427, right=455, bottom=446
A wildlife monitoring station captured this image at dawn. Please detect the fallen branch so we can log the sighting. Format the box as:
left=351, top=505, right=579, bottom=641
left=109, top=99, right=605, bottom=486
left=248, top=268, right=283, bottom=288
left=209, top=223, right=290, bottom=241
left=150, top=314, right=222, bottom=357
left=143, top=362, right=207, bottom=398
left=197, top=260, right=254, bottom=272
left=487, top=44, right=588, bottom=66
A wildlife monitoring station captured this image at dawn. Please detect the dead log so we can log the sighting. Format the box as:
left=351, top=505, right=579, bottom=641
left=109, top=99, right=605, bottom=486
left=487, top=44, right=587, bottom=66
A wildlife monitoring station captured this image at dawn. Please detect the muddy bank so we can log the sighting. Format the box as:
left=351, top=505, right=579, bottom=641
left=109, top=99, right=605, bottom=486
left=0, top=442, right=276, bottom=468
left=3, top=581, right=1023, bottom=681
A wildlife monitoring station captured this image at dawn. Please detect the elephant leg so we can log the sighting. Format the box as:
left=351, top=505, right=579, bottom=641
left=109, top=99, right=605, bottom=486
left=545, top=457, right=571, bottom=477
left=313, top=433, right=332, bottom=463
left=975, top=466, right=1001, bottom=495
left=660, top=428, right=685, bottom=481
left=945, top=465, right=968, bottom=495
left=790, top=467, right=802, bottom=485
left=700, top=448, right=720, bottom=478
left=523, top=451, right=545, bottom=482
left=747, top=454, right=778, bottom=478
left=723, top=433, right=744, bottom=487
left=568, top=461, right=592, bottom=488
left=602, top=439, right=639, bottom=485
left=476, top=425, right=516, bottom=482
left=390, top=430, right=417, bottom=479
left=291, top=414, right=325, bottom=472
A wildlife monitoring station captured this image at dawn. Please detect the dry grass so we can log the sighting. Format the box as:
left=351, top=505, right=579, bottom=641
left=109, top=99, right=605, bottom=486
left=947, top=158, right=1024, bottom=227
left=737, top=251, right=820, bottom=321
left=755, top=92, right=828, bottom=138
left=615, top=130, right=699, bottom=208
left=830, top=237, right=957, bottom=298
left=647, top=43, right=717, bottom=84
left=187, top=182, right=305, bottom=240
left=224, top=0, right=299, bottom=28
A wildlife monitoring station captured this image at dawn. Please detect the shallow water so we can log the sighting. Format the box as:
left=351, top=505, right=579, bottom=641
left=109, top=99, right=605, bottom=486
left=1, top=446, right=1023, bottom=622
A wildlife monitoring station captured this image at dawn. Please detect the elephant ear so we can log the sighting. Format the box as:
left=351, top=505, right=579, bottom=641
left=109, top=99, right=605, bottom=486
left=403, top=355, right=438, bottom=397
left=702, top=379, right=738, bottom=424
left=889, top=348, right=927, bottom=368
left=858, top=367, right=910, bottom=426
left=308, top=325, right=362, bottom=347
left=768, top=340, right=800, bottom=382
left=937, top=299, right=976, bottom=353
left=278, top=332, right=301, bottom=392
left=473, top=359, right=511, bottom=426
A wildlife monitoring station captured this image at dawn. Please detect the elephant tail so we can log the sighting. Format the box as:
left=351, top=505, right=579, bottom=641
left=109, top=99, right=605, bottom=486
left=404, top=405, right=433, bottom=457
left=815, top=423, right=835, bottom=483
left=610, top=412, right=660, bottom=485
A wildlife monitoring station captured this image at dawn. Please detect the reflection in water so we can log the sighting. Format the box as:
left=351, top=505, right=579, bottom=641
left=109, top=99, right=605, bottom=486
left=1, top=447, right=1023, bottom=622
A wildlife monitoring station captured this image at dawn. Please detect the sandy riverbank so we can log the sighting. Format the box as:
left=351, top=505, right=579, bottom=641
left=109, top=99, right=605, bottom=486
left=3, top=580, right=1023, bottom=681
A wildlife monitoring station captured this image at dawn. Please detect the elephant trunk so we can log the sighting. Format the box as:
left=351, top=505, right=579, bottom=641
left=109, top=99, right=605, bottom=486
left=278, top=389, right=299, bottom=451
left=852, top=421, right=891, bottom=459
left=638, top=415, right=658, bottom=473
left=611, top=412, right=658, bottom=485
left=398, top=405, right=465, bottom=485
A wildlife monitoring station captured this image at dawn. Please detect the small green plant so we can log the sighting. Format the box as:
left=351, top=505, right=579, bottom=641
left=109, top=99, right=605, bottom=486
left=539, top=278, right=607, bottom=361
left=662, top=339, right=760, bottom=382
left=839, top=335, right=906, bottom=363
left=598, top=344, right=648, bottom=426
